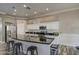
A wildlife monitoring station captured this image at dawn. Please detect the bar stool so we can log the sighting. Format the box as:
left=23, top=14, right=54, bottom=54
left=27, top=46, right=38, bottom=55
left=7, top=40, right=14, bottom=52
left=7, top=40, right=15, bottom=55
left=13, top=42, right=24, bottom=55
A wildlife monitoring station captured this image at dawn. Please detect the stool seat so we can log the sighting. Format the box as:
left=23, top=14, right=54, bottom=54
left=7, top=41, right=14, bottom=47
left=27, top=46, right=38, bottom=55
left=28, top=46, right=37, bottom=51
left=14, top=42, right=22, bottom=47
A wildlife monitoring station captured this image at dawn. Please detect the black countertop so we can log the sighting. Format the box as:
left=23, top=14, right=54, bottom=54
left=13, top=38, right=54, bottom=45
left=25, top=32, right=59, bottom=36
left=9, top=31, right=59, bottom=45
left=10, top=37, right=54, bottom=44
left=12, top=37, right=54, bottom=45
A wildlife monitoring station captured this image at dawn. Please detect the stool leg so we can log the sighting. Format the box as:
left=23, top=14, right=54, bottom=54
left=26, top=50, right=28, bottom=55
left=16, top=46, right=19, bottom=55
left=18, top=46, right=20, bottom=54
left=8, top=43, right=10, bottom=52
left=13, top=45, right=15, bottom=55
left=7, top=43, right=10, bottom=52
left=31, top=50, right=34, bottom=55
left=21, top=45, right=23, bottom=54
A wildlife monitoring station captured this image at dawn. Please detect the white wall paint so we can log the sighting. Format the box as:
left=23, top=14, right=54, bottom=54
left=59, top=10, right=79, bottom=34
left=52, top=10, right=79, bottom=46
left=0, top=17, right=2, bottom=41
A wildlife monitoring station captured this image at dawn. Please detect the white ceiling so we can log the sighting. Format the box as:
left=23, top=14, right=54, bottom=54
left=0, top=3, right=79, bottom=18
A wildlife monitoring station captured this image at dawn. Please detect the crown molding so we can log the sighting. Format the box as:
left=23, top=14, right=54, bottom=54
left=27, top=7, right=79, bottom=20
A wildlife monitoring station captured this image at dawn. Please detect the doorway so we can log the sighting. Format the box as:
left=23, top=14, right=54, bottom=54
left=5, top=22, right=17, bottom=43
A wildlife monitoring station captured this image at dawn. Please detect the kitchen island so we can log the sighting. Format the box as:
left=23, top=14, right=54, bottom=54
left=8, top=31, right=59, bottom=55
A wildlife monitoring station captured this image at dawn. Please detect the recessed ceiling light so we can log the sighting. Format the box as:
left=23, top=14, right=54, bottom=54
left=34, top=11, right=37, bottom=14
left=24, top=4, right=27, bottom=7
left=46, top=8, right=49, bottom=11
left=12, top=6, right=16, bottom=12
left=14, top=9, right=16, bottom=12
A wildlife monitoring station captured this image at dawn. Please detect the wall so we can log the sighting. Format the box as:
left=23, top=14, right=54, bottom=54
left=52, top=10, right=79, bottom=46
left=0, top=17, right=2, bottom=42
left=58, top=10, right=79, bottom=34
